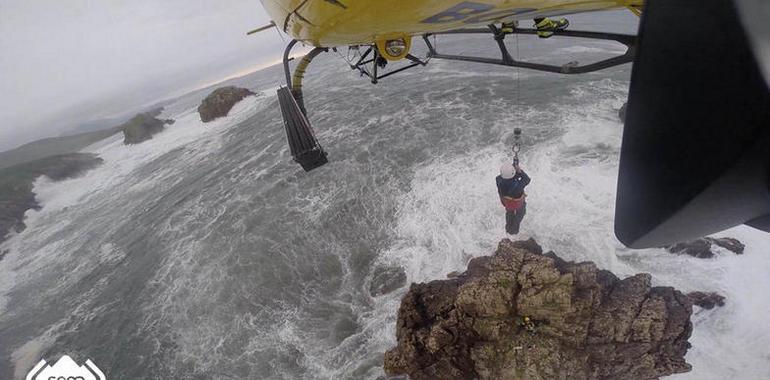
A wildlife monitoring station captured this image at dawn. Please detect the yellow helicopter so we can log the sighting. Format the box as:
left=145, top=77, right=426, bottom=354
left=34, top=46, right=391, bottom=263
left=250, top=0, right=770, bottom=250
left=258, top=0, right=642, bottom=47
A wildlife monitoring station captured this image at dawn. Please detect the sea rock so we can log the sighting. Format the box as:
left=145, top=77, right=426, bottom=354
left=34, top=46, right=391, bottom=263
left=121, top=112, right=174, bottom=145
left=707, top=237, right=744, bottom=255
left=370, top=265, right=407, bottom=297
left=687, top=291, right=725, bottom=309
left=446, top=271, right=462, bottom=279
left=198, top=86, right=255, bottom=122
left=667, top=239, right=714, bottom=258
left=0, top=153, right=103, bottom=245
left=384, top=238, right=693, bottom=380
left=618, top=102, right=627, bottom=122
left=667, top=237, right=745, bottom=258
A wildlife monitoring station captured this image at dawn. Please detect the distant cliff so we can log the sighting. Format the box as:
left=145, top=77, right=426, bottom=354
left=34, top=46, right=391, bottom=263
left=0, top=108, right=171, bottom=169
left=385, top=239, right=693, bottom=380
left=0, top=153, right=103, bottom=246
left=0, top=128, right=119, bottom=170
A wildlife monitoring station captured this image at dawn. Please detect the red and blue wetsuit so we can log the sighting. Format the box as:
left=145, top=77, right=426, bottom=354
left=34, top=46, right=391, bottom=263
left=496, top=170, right=530, bottom=210
left=496, top=170, right=531, bottom=234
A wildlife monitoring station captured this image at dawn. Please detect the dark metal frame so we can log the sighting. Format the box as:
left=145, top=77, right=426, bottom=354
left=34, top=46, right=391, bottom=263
left=282, top=40, right=429, bottom=88
left=348, top=46, right=427, bottom=84
left=276, top=26, right=637, bottom=172
left=282, top=39, right=300, bottom=89
left=281, top=25, right=636, bottom=88
left=423, top=25, right=636, bottom=74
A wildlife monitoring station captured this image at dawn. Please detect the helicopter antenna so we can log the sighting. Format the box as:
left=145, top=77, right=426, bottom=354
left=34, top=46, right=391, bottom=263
left=246, top=21, right=284, bottom=42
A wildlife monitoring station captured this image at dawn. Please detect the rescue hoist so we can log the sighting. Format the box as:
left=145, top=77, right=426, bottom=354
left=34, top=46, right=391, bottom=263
left=512, top=128, right=522, bottom=166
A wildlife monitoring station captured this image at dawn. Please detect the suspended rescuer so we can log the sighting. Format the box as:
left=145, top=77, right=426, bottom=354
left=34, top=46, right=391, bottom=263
left=496, top=161, right=530, bottom=235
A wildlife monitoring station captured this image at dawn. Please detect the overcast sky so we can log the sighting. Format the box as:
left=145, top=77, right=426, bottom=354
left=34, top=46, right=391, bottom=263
left=0, top=0, right=284, bottom=150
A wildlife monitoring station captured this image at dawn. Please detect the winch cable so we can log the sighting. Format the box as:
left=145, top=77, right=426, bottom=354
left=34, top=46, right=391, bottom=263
left=512, top=128, right=522, bottom=165
left=512, top=31, right=523, bottom=165
left=515, top=31, right=521, bottom=106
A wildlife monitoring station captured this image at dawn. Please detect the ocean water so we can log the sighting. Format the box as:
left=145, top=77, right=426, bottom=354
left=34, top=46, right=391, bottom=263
left=1, top=11, right=769, bottom=380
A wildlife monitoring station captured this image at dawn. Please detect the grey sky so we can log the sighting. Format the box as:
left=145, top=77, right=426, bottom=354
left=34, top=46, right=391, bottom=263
left=0, top=0, right=284, bottom=150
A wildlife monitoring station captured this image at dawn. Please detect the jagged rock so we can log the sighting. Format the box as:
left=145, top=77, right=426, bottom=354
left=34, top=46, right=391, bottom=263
left=370, top=265, right=407, bottom=297
left=0, top=153, right=103, bottom=245
left=667, top=239, right=714, bottom=258
left=707, top=237, right=744, bottom=255
left=687, top=291, right=725, bottom=309
left=667, top=237, right=745, bottom=258
left=198, top=86, right=255, bottom=122
left=121, top=112, right=173, bottom=145
left=384, top=238, right=693, bottom=380
left=618, top=102, right=627, bottom=122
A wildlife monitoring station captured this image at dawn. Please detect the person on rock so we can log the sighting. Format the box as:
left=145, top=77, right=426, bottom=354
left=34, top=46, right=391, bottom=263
left=496, top=161, right=531, bottom=235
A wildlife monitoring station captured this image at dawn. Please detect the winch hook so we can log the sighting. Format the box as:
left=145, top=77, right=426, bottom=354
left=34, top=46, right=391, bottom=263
left=512, top=128, right=522, bottom=166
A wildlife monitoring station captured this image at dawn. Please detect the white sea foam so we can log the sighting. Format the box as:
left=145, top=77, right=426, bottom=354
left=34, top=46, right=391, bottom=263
left=10, top=320, right=65, bottom=379
left=667, top=226, right=770, bottom=380
left=0, top=94, right=267, bottom=323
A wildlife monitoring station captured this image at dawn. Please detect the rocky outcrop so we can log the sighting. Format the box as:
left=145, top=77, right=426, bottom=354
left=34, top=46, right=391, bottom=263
left=384, top=239, right=693, bottom=380
left=708, top=237, right=744, bottom=254
left=0, top=153, right=102, bottom=246
left=667, top=239, right=713, bottom=258
left=370, top=265, right=407, bottom=297
left=121, top=112, right=174, bottom=145
left=667, top=237, right=745, bottom=258
left=198, top=86, right=255, bottom=122
left=618, top=102, right=627, bottom=122
left=687, top=291, right=725, bottom=309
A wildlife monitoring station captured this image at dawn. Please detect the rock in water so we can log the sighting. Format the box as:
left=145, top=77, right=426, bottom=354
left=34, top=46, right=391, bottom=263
left=121, top=112, right=173, bottom=145
left=667, top=239, right=714, bottom=258
left=707, top=237, right=744, bottom=255
left=384, top=238, right=693, bottom=380
left=687, top=291, right=726, bottom=309
left=667, top=237, right=745, bottom=258
left=618, top=102, right=627, bottom=122
left=370, top=265, right=407, bottom=297
left=198, top=86, right=255, bottom=122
